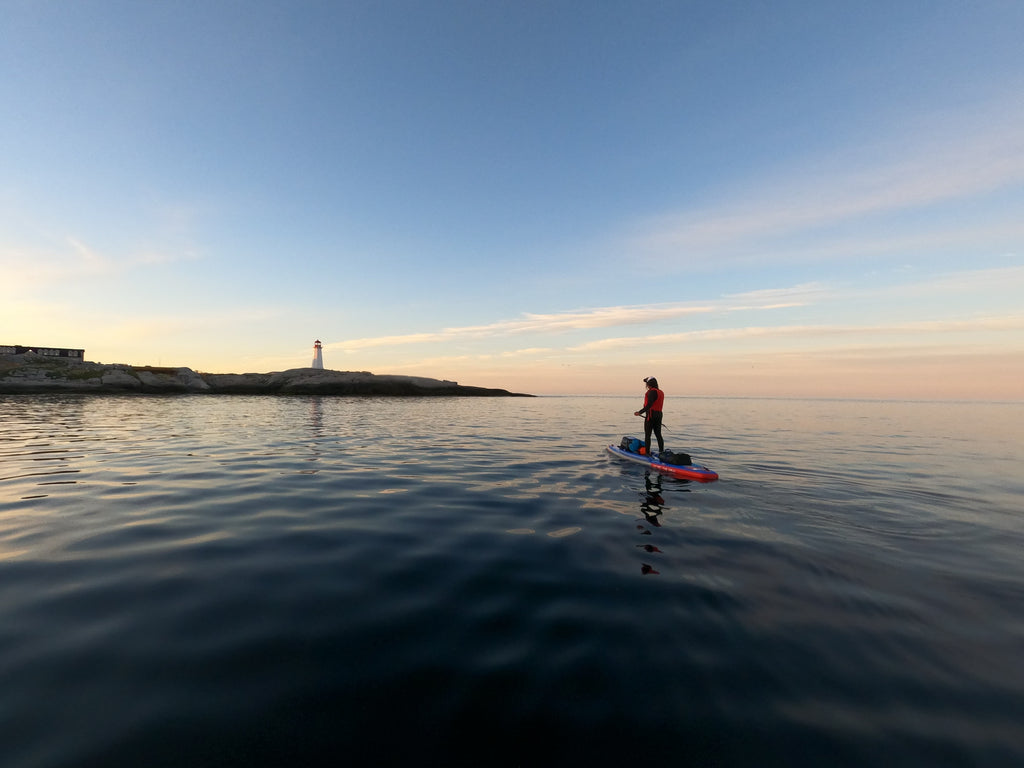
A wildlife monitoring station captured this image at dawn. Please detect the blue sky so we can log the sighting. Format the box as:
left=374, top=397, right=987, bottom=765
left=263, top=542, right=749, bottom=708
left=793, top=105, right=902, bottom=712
left=3, top=0, right=1022, bottom=398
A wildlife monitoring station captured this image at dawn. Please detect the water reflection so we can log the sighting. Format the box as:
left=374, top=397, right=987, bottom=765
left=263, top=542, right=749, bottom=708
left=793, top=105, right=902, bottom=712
left=639, top=472, right=665, bottom=527
left=635, top=473, right=665, bottom=574
left=308, top=396, right=323, bottom=434
left=302, top=397, right=324, bottom=472
left=631, top=472, right=699, bottom=575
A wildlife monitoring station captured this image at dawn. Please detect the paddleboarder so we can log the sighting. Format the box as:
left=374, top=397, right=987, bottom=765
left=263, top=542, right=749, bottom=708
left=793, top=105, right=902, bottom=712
left=634, top=376, right=665, bottom=458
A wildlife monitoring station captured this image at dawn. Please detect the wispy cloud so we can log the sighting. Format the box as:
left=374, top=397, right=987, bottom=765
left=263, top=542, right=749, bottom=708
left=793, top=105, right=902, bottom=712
left=330, top=266, right=1023, bottom=362
left=630, top=94, right=1024, bottom=260
left=0, top=236, right=200, bottom=289
left=895, top=264, right=1024, bottom=297
left=722, top=282, right=831, bottom=307
left=340, top=314, right=1024, bottom=374
left=345, top=266, right=1023, bottom=361
left=331, top=291, right=810, bottom=351
left=568, top=315, right=1024, bottom=353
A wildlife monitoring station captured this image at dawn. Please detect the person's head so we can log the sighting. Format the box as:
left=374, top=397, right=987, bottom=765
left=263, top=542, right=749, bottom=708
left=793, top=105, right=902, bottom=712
left=643, top=376, right=658, bottom=389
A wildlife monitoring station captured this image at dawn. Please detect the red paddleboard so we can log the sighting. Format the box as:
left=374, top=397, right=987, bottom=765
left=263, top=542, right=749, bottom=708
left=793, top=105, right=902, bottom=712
left=606, top=444, right=719, bottom=482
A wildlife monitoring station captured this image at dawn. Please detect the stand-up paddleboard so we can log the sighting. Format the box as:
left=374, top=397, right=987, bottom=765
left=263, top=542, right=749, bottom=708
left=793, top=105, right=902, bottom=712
left=606, top=444, right=719, bottom=482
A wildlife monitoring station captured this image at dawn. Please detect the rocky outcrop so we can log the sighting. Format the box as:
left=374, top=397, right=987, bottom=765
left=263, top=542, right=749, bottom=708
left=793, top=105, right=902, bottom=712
left=0, top=357, right=531, bottom=397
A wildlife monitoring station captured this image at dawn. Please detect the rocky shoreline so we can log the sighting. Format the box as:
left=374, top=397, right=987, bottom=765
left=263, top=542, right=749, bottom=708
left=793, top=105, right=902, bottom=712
left=0, top=357, right=532, bottom=397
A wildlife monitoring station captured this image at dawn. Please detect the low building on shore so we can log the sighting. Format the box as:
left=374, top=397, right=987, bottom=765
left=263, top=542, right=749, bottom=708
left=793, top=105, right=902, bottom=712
left=1, top=344, right=85, bottom=363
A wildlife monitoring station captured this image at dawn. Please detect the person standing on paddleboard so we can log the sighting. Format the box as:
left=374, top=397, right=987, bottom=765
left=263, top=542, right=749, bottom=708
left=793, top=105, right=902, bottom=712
left=634, top=376, right=665, bottom=458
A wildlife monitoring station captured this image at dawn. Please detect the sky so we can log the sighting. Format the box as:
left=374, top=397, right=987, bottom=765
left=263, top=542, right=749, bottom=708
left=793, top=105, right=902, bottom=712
left=2, top=0, right=1022, bottom=399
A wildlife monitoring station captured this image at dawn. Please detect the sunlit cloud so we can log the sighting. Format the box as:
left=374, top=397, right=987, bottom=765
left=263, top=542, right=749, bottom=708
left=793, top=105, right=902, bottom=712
left=722, top=282, right=832, bottom=307
left=447, top=304, right=720, bottom=335
left=332, top=306, right=712, bottom=350
left=333, top=312, right=1024, bottom=370
left=568, top=315, right=1024, bottom=353
left=330, top=266, right=1024, bottom=355
left=332, top=293, right=811, bottom=352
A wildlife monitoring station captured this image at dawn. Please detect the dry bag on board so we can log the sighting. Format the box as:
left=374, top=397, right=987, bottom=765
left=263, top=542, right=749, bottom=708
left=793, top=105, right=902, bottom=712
left=660, top=450, right=692, bottom=466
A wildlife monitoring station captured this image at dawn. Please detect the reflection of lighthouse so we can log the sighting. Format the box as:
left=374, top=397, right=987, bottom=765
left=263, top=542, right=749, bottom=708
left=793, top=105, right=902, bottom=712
left=312, top=339, right=324, bottom=370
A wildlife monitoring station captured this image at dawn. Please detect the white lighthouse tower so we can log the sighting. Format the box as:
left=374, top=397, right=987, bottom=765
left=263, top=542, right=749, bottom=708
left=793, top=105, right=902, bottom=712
left=311, top=339, right=324, bottom=370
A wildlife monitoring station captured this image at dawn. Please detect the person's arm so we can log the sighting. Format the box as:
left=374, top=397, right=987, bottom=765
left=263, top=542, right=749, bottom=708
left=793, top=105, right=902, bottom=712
left=634, top=390, right=654, bottom=416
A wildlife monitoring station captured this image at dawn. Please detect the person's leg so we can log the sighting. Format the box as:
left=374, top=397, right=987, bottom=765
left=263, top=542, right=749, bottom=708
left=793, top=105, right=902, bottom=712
left=644, top=418, right=653, bottom=454
left=652, top=412, right=664, bottom=453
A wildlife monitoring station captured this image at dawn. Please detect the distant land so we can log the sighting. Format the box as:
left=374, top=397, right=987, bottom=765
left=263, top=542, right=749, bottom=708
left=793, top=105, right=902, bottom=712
left=0, top=356, right=533, bottom=397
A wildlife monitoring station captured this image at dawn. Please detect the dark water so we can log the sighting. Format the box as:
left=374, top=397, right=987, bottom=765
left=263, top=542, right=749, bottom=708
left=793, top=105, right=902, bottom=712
left=1, top=394, right=1022, bottom=767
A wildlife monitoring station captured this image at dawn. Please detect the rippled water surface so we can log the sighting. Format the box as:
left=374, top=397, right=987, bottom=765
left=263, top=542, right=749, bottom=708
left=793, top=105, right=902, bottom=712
left=1, top=394, right=1022, bottom=767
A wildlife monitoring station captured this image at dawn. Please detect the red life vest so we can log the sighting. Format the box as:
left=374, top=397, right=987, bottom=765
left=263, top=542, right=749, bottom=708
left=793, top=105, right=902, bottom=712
left=646, top=388, right=664, bottom=413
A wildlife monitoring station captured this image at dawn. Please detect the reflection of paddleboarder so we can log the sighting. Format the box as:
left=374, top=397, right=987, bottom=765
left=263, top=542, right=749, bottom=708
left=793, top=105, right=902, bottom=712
left=633, top=376, right=665, bottom=457
left=641, top=472, right=664, bottom=526
left=639, top=473, right=663, bottom=574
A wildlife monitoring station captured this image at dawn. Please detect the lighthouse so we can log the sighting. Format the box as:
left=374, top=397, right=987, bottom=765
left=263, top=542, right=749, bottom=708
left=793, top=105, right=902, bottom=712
left=311, top=339, right=324, bottom=370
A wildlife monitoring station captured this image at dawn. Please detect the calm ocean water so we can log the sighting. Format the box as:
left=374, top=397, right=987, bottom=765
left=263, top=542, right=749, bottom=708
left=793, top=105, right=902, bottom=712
left=1, top=394, right=1022, bottom=767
